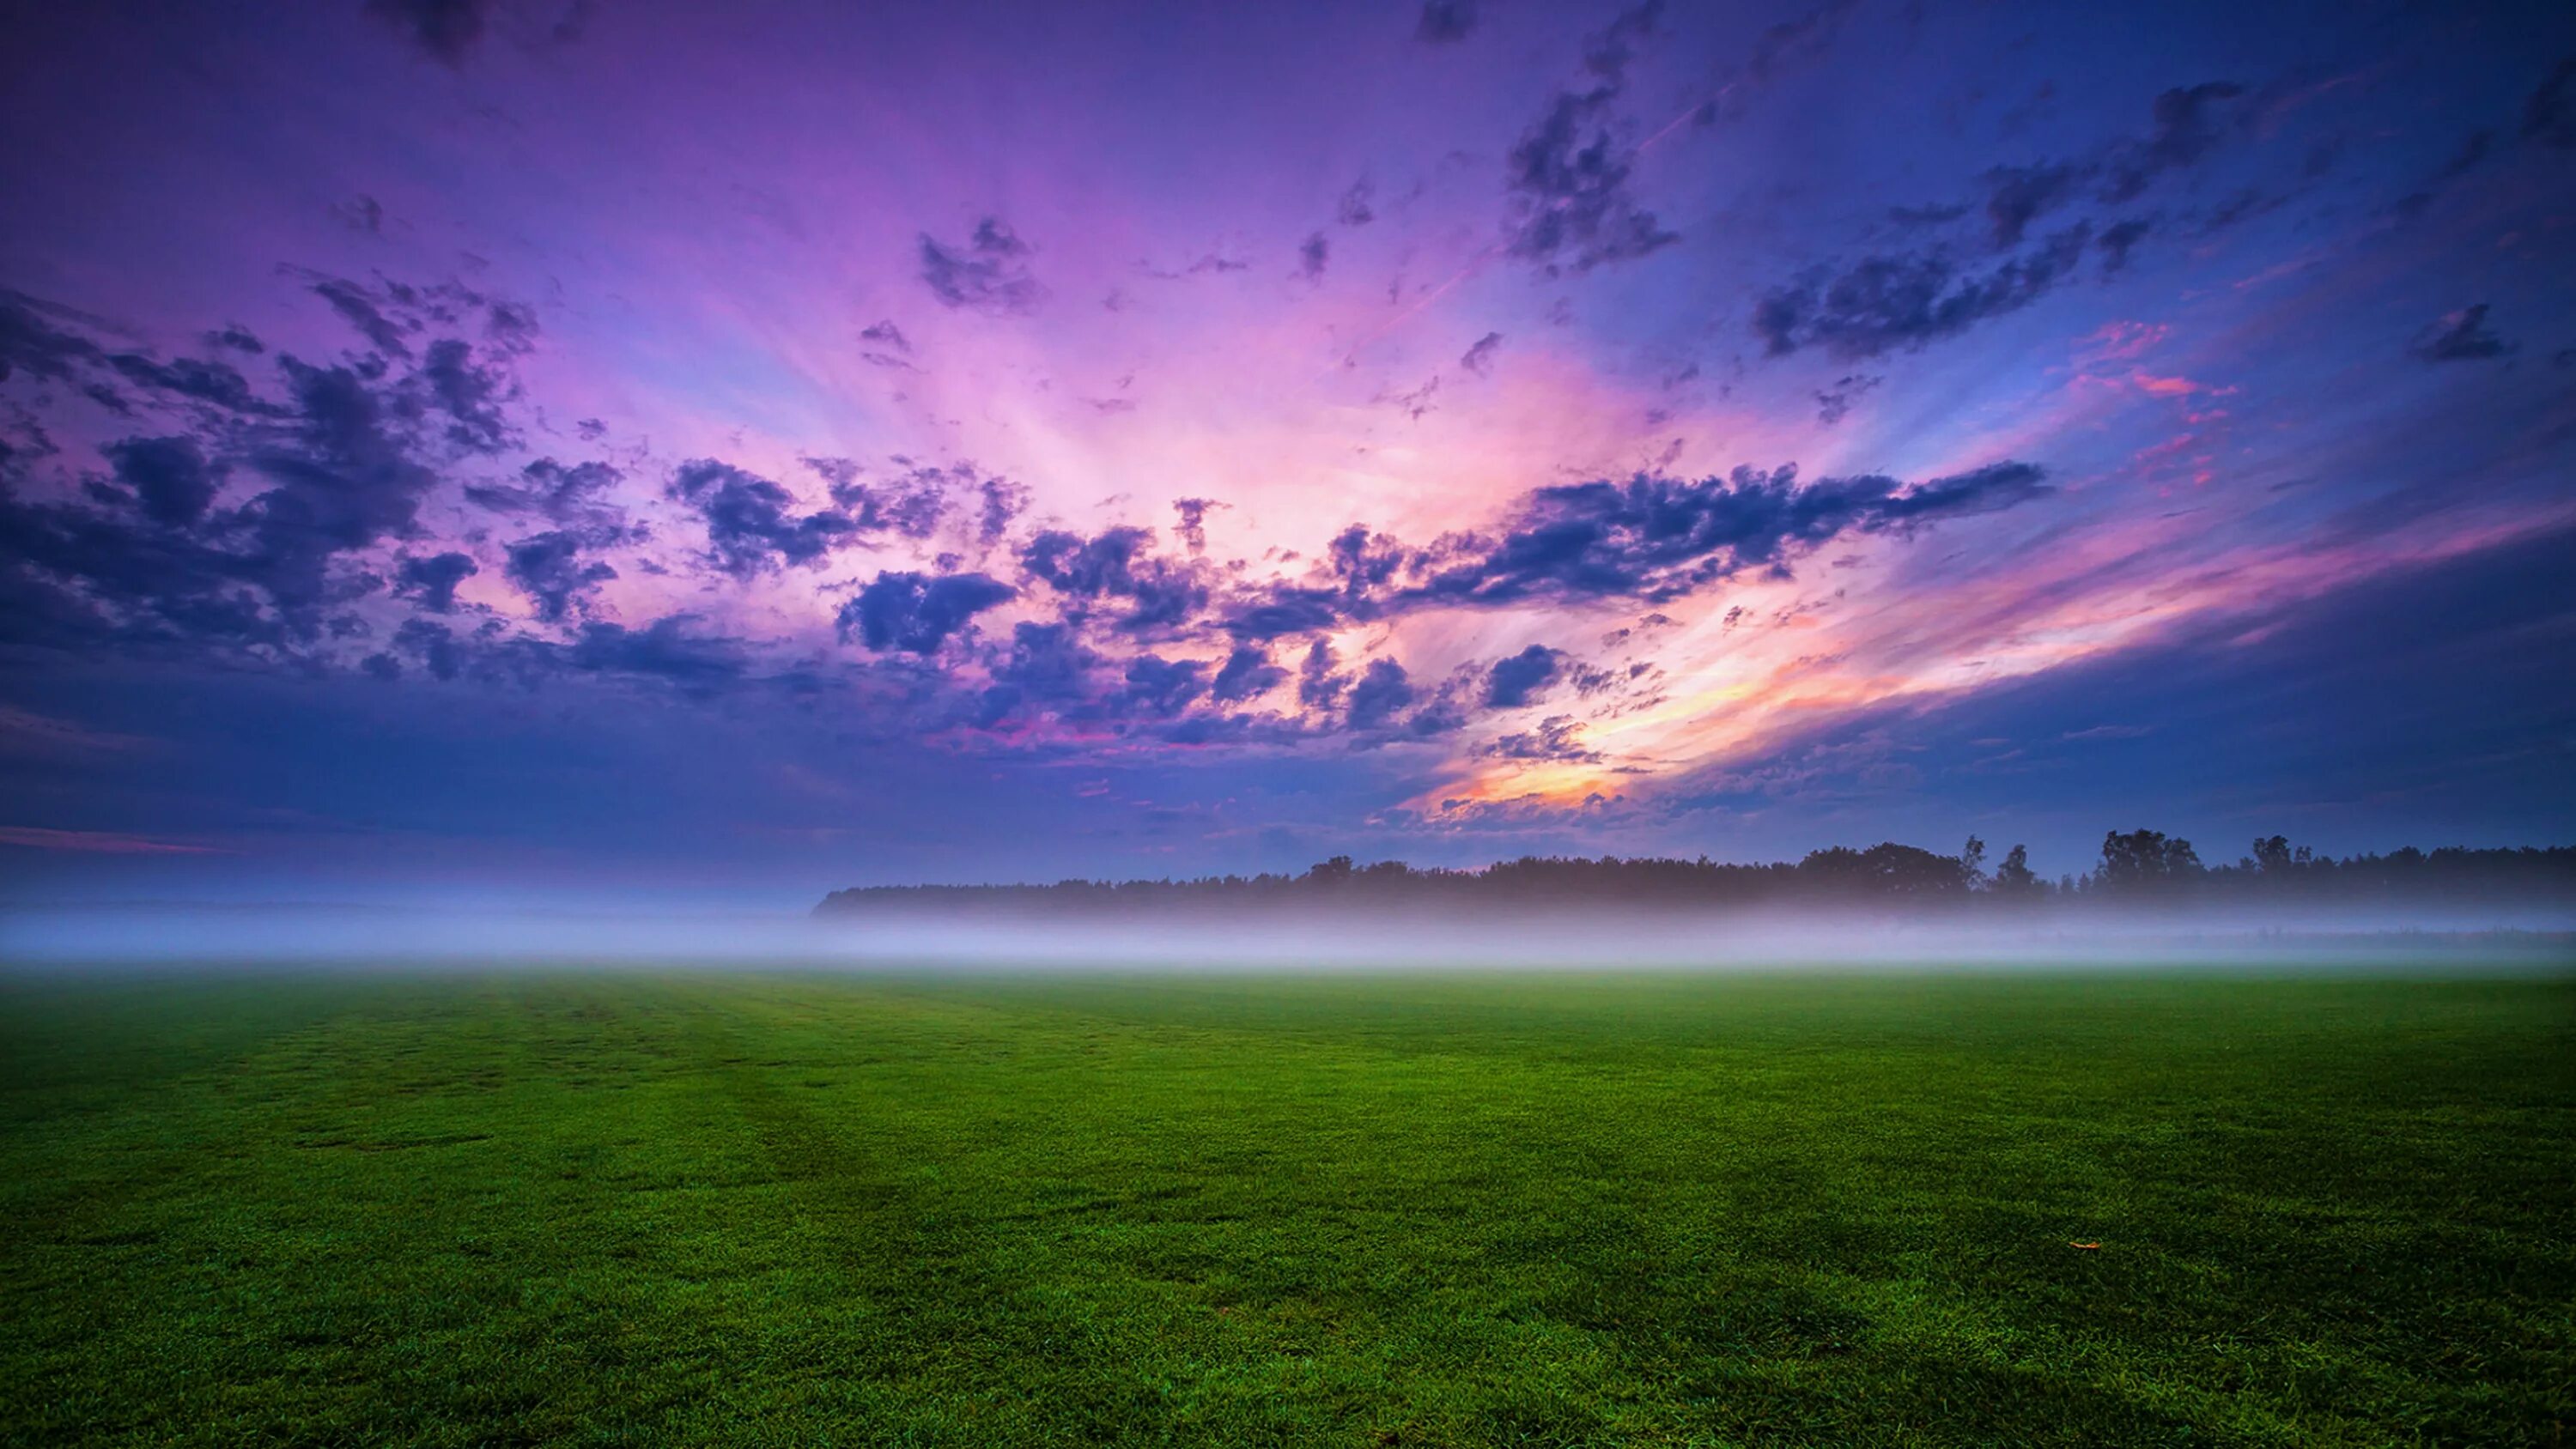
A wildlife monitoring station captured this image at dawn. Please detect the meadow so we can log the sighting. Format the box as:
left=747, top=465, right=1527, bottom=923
left=2, top=967, right=2569, bottom=1447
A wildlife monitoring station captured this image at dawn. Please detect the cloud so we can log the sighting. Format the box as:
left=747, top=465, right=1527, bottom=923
left=840, top=570, right=1015, bottom=655
left=1415, top=0, right=1476, bottom=44
left=420, top=339, right=517, bottom=452
left=2409, top=304, right=2513, bottom=363
left=1813, top=373, right=1879, bottom=427
left=1482, top=714, right=1601, bottom=762
left=919, top=218, right=1044, bottom=313
left=1336, top=179, right=1376, bottom=227
left=666, top=459, right=857, bottom=578
left=104, top=436, right=220, bottom=527
left=563, top=616, right=744, bottom=694
left=1221, top=587, right=1344, bottom=640
left=1460, top=331, right=1504, bottom=375
left=503, top=530, right=616, bottom=621
left=309, top=277, right=413, bottom=357
left=1121, top=655, right=1207, bottom=718
left=1297, top=637, right=1347, bottom=712
left=1982, top=163, right=2084, bottom=248
left=1751, top=80, right=2249, bottom=361
left=1753, top=227, right=2089, bottom=360
left=1501, top=3, right=1679, bottom=274
left=2096, top=217, right=2154, bottom=276
left=1297, top=232, right=1330, bottom=282
left=1411, top=461, right=2051, bottom=607
left=0, top=825, right=221, bottom=855
left=366, top=0, right=490, bottom=67
left=395, top=550, right=477, bottom=614
left=465, top=458, right=627, bottom=528
left=1346, top=658, right=1415, bottom=730
left=811, top=458, right=984, bottom=541
left=1020, top=525, right=1207, bottom=634
left=0, top=283, right=532, bottom=652
left=1485, top=645, right=1562, bottom=708
left=1173, top=497, right=1219, bottom=555
left=2526, top=57, right=2576, bottom=149
left=2103, top=82, right=2245, bottom=202
left=1211, top=644, right=1286, bottom=703
left=979, top=621, right=1102, bottom=722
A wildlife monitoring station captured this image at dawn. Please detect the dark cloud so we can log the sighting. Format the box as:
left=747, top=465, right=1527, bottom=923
left=2096, top=217, right=2153, bottom=276
left=1981, top=163, right=2083, bottom=248
left=1297, top=232, right=1330, bottom=282
left=0, top=281, right=532, bottom=654
left=106, top=353, right=270, bottom=416
left=1297, top=637, right=1346, bottom=712
left=1020, top=525, right=1207, bottom=634
left=1460, top=331, right=1504, bottom=375
left=1483, top=714, right=1602, bottom=762
left=1173, top=497, right=1219, bottom=555
left=104, top=436, right=220, bottom=527
left=1501, top=4, right=1679, bottom=274
left=980, top=621, right=1101, bottom=722
left=919, top=218, right=1044, bottom=314
left=421, top=339, right=515, bottom=452
left=2527, top=58, right=2576, bottom=149
left=1415, top=0, right=1476, bottom=44
left=2103, top=82, right=2245, bottom=203
left=1747, top=0, right=1856, bottom=83
left=1753, top=227, right=2089, bottom=360
left=977, top=475, right=1030, bottom=546
left=667, top=458, right=856, bottom=578
left=392, top=619, right=461, bottom=680
left=367, top=0, right=490, bottom=67
left=1753, top=81, right=2250, bottom=361
left=394, top=550, right=477, bottom=613
left=1121, top=655, right=1207, bottom=718
left=840, top=570, right=1014, bottom=655
left=465, top=458, right=626, bottom=528
left=309, top=278, right=412, bottom=358
left=1211, top=644, right=1286, bottom=703
left=808, top=458, right=1013, bottom=543
left=2409, top=304, right=2512, bottom=363
left=0, top=291, right=115, bottom=390
left=1336, top=179, right=1376, bottom=227
left=2436, top=130, right=2494, bottom=181
left=503, top=530, right=616, bottom=621
left=1485, top=645, right=1562, bottom=708
left=858, top=319, right=913, bottom=368
left=563, top=616, right=744, bottom=694
left=1346, top=658, right=1414, bottom=731
left=1813, top=373, right=1879, bottom=427
left=1411, top=461, right=2051, bottom=607
left=1221, top=587, right=1344, bottom=640
left=237, top=357, right=442, bottom=609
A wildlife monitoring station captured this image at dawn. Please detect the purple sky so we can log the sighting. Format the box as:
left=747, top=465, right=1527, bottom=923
left=3, top=0, right=2573, bottom=906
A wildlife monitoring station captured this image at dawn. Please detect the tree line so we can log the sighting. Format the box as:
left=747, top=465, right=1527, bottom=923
left=817, top=832, right=2576, bottom=916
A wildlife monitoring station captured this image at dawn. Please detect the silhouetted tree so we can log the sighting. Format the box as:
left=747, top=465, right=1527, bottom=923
left=813, top=832, right=2573, bottom=919
left=2096, top=829, right=2203, bottom=891
left=1991, top=843, right=2042, bottom=896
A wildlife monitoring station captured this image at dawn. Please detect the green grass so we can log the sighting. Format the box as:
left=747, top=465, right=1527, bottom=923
left=2, top=968, right=2569, bottom=1447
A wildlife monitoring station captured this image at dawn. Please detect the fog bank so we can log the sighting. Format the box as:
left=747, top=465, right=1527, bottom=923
left=5, top=898, right=2572, bottom=974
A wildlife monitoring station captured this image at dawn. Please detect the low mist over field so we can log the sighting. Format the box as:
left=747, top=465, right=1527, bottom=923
left=13, top=833, right=2571, bottom=969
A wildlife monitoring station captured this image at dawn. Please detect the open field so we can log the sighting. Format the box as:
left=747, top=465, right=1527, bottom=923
left=3, top=968, right=2570, bottom=1447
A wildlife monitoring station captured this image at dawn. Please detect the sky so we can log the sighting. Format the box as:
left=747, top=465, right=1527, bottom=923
left=2, top=0, right=2573, bottom=908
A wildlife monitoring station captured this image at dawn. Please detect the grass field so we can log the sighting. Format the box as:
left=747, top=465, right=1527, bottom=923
left=2, top=968, right=2569, bottom=1447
